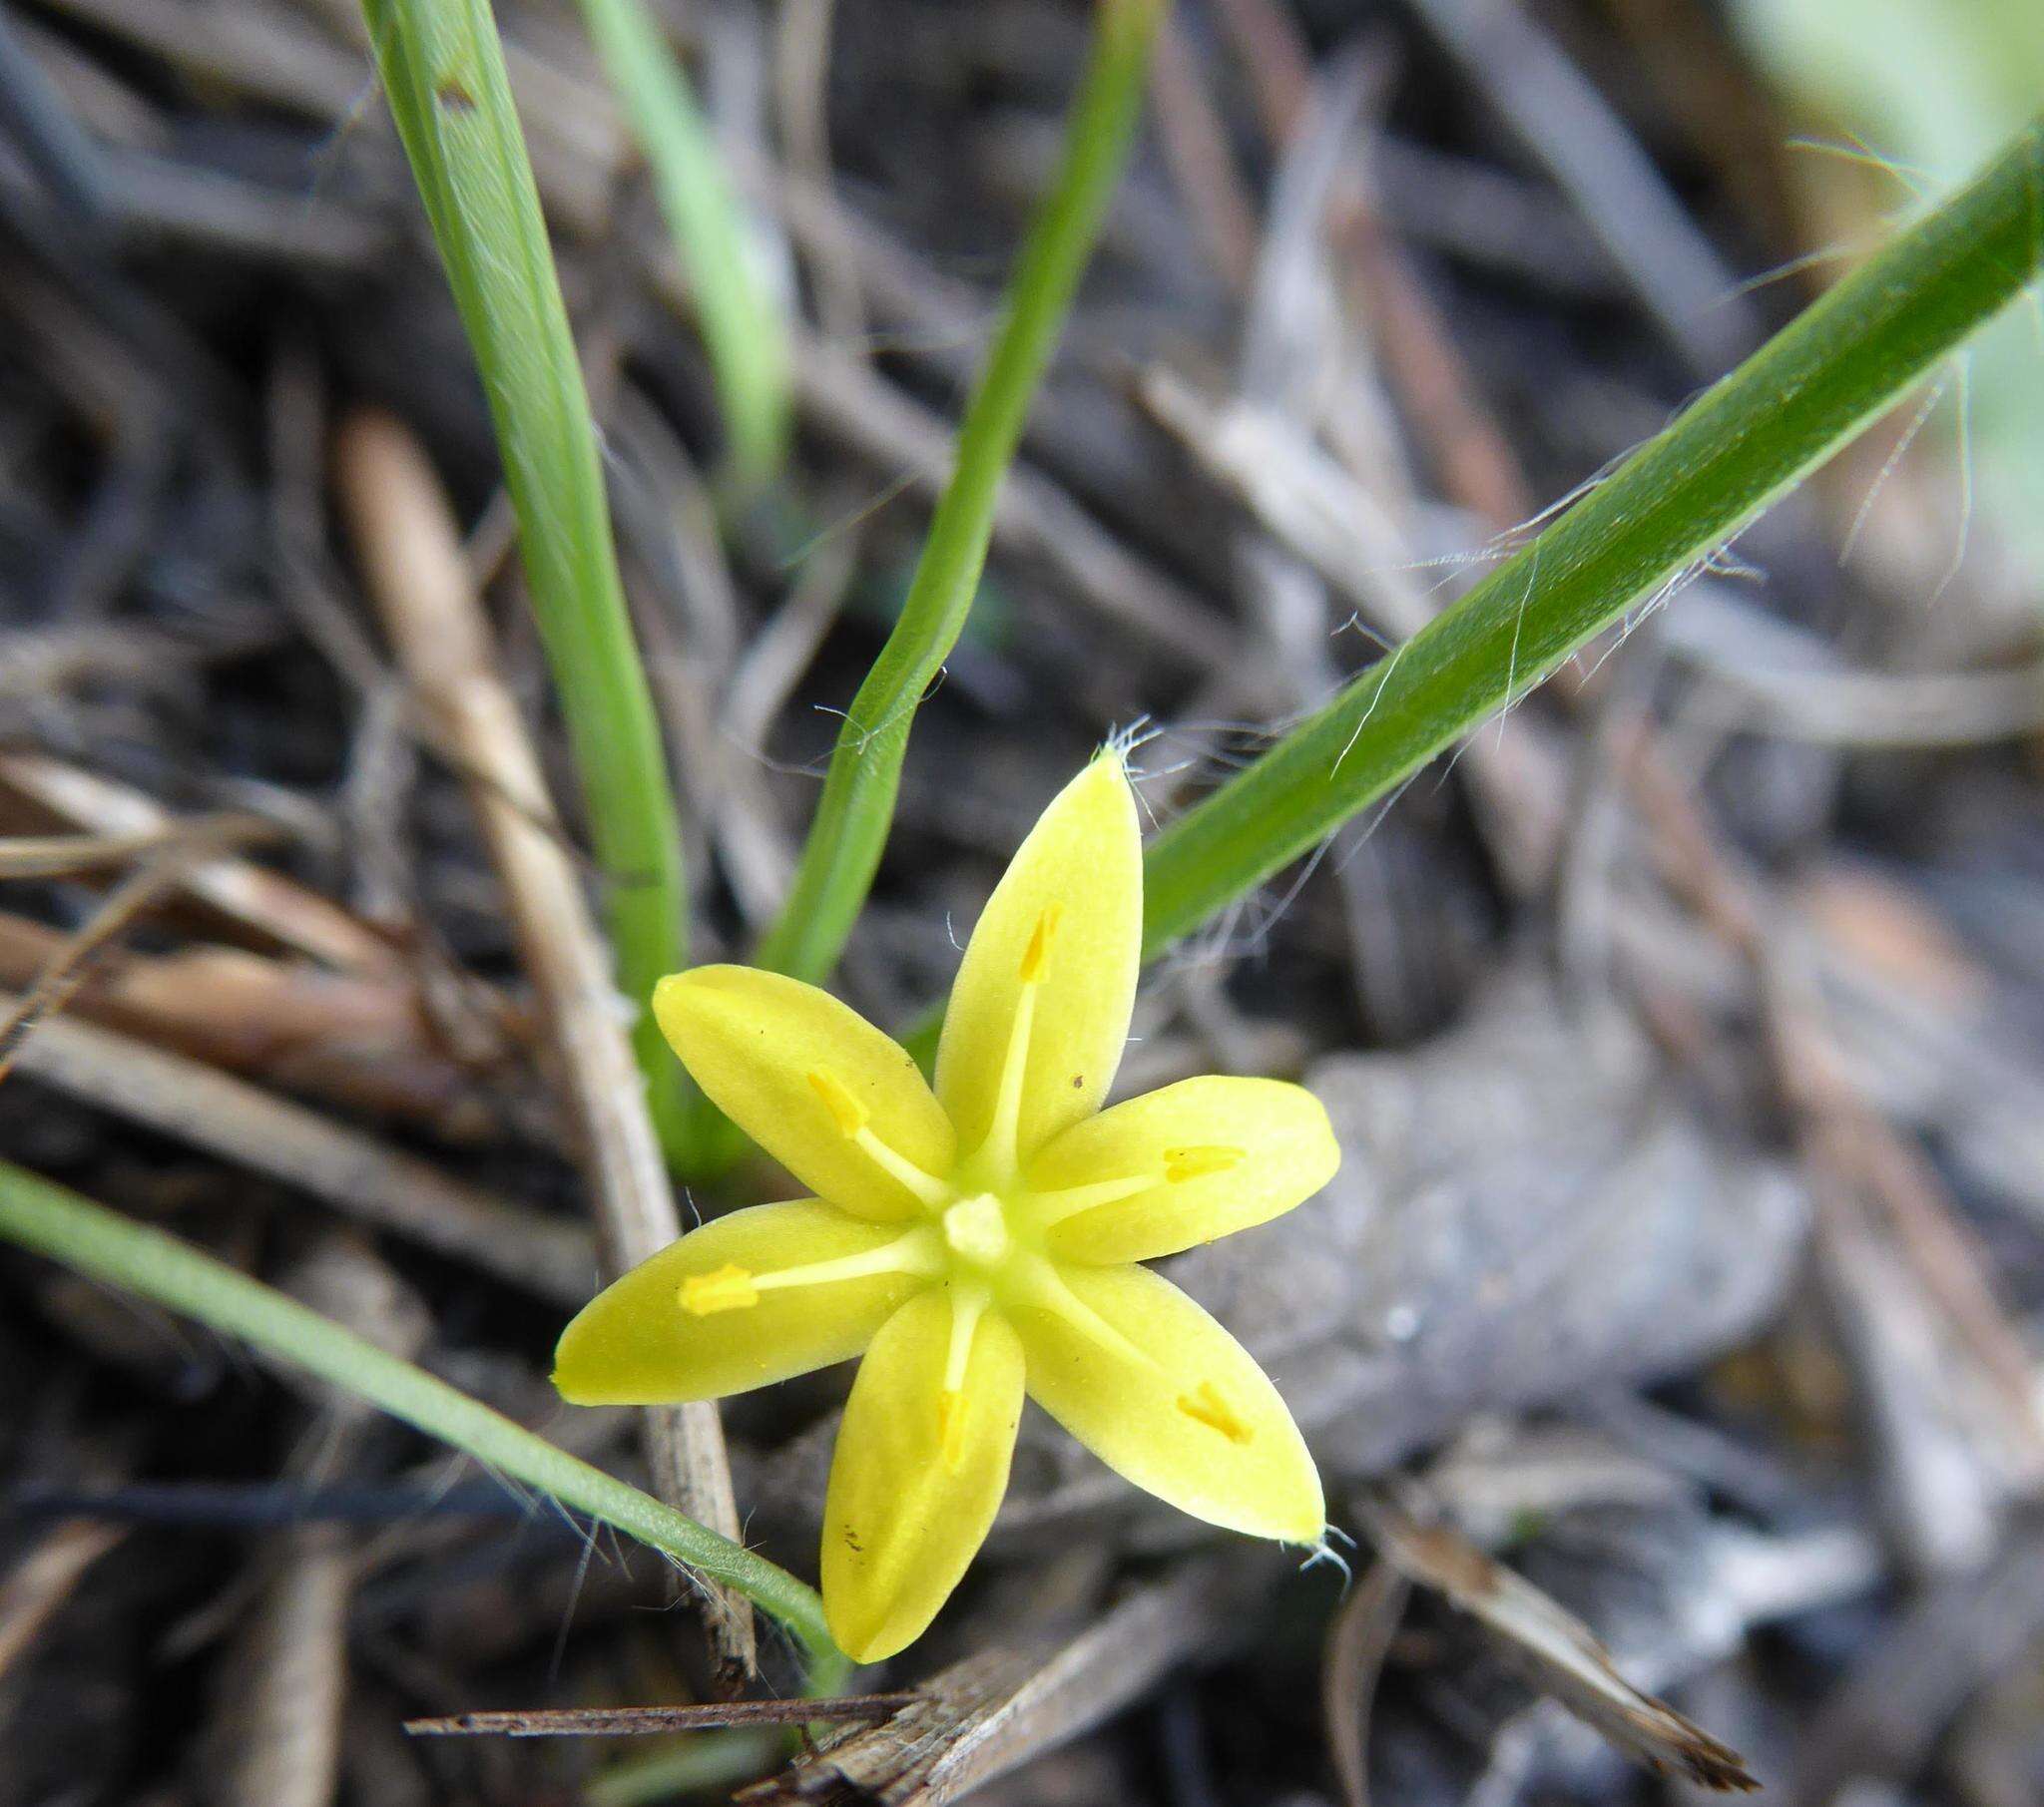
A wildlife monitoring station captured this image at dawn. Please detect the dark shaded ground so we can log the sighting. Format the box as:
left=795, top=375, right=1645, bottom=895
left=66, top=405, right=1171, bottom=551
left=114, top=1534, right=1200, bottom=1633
left=4, top=2, right=2044, bottom=1805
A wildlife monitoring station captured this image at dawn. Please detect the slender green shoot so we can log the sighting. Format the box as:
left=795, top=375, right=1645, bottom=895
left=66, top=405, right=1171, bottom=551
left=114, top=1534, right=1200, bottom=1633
left=750, top=0, right=1165, bottom=988
left=575, top=0, right=790, bottom=493
left=360, top=0, right=695, bottom=1155
left=1139, top=118, right=2044, bottom=952
left=0, top=1160, right=836, bottom=1664
left=585, top=1731, right=782, bottom=1807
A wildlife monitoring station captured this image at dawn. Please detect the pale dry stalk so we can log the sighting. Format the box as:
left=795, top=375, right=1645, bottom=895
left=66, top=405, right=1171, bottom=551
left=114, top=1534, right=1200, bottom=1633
left=333, top=410, right=754, bottom=1683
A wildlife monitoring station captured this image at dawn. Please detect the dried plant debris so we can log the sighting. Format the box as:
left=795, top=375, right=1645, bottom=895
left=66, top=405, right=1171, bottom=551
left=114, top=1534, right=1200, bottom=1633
left=1353, top=1483, right=1759, bottom=1792
left=746, top=1562, right=1261, bottom=1807
left=405, top=1696, right=910, bottom=1738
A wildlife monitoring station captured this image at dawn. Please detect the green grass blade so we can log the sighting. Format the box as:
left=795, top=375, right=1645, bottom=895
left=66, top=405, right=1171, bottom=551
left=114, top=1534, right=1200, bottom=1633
left=750, top=0, right=1166, bottom=988
left=574, top=0, right=789, bottom=492
left=361, top=0, right=695, bottom=1153
left=1140, top=119, right=2044, bottom=955
left=0, top=1160, right=837, bottom=1663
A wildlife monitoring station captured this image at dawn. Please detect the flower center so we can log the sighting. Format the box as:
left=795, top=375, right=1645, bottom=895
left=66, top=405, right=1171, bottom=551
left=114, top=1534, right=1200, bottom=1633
left=673, top=898, right=1276, bottom=1461
left=941, top=1193, right=1010, bottom=1267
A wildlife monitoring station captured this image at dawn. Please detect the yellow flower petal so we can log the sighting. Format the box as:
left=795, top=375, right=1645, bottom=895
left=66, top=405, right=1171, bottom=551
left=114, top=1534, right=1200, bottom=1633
left=821, top=1288, right=1025, bottom=1662
left=1012, top=1262, right=1323, bottom=1543
left=654, top=967, right=955, bottom=1220
left=1028, top=1077, right=1339, bottom=1264
left=935, top=751, right=1142, bottom=1169
left=552, top=1200, right=926, bottom=1404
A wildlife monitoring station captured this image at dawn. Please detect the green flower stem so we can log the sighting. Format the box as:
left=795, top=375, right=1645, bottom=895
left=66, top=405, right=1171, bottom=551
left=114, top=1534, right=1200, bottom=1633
left=574, top=0, right=789, bottom=493
left=1138, top=119, right=2044, bottom=955
left=0, top=1161, right=836, bottom=1666
left=750, top=0, right=1166, bottom=989
left=361, top=0, right=696, bottom=1157
left=584, top=1730, right=783, bottom=1807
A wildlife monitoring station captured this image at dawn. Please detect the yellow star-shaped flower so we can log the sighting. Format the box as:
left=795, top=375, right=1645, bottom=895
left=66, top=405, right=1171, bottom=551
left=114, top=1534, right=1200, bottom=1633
left=553, top=752, right=1337, bottom=1661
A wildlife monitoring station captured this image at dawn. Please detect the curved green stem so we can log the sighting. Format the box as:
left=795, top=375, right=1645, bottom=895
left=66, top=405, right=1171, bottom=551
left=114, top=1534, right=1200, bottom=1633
left=885, top=120, right=2044, bottom=1066
left=0, top=1161, right=836, bottom=1666
left=751, top=0, right=1166, bottom=988
left=1137, top=120, right=2044, bottom=953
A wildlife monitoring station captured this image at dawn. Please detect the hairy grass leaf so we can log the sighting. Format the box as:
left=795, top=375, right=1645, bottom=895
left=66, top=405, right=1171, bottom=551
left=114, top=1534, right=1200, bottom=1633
left=1140, top=120, right=2044, bottom=954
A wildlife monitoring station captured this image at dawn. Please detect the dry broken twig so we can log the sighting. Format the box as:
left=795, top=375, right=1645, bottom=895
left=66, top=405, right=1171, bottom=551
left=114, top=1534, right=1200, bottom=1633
left=0, top=810, right=275, bottom=1083
left=1319, top=1558, right=1411, bottom=1807
left=1352, top=1482, right=1759, bottom=1792
left=0, top=911, right=527, bottom=1139
left=406, top=1696, right=913, bottom=1737
left=0, top=751, right=399, bottom=974
left=0, top=1519, right=126, bottom=1688
left=745, top=1562, right=1262, bottom=1806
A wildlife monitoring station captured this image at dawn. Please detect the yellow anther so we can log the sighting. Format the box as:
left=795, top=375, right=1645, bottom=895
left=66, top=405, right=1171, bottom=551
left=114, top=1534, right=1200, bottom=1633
left=806, top=1067, right=869, bottom=1137
left=1018, top=904, right=1063, bottom=984
left=679, top=1263, right=760, bottom=1316
left=1163, top=1144, right=1245, bottom=1183
left=1177, top=1379, right=1253, bottom=1445
left=938, top=1389, right=969, bottom=1473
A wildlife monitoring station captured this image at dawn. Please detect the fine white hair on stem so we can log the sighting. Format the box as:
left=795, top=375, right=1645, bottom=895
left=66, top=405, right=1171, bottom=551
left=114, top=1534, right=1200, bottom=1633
left=1785, top=132, right=1935, bottom=202
left=775, top=466, right=920, bottom=571
left=806, top=667, right=948, bottom=766
left=550, top=1519, right=602, bottom=1683
left=1332, top=637, right=1411, bottom=780
left=1496, top=532, right=1545, bottom=750
left=1840, top=376, right=1945, bottom=566
left=1933, top=351, right=1975, bottom=606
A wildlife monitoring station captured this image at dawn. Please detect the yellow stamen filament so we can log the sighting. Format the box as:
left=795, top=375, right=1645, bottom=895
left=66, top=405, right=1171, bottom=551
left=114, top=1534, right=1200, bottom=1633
left=1025, top=1169, right=1161, bottom=1230
left=1177, top=1379, right=1253, bottom=1444
left=939, top=1285, right=989, bottom=1474
left=1014, top=1256, right=1161, bottom=1375
left=1018, top=903, right=1062, bottom=983
left=676, top=1230, right=942, bottom=1317
left=679, top=1263, right=759, bottom=1315
left=1163, top=1145, right=1244, bottom=1183
left=808, top=1066, right=952, bottom=1207
left=938, top=1390, right=968, bottom=1473
left=981, top=906, right=1060, bottom=1174
left=806, top=1068, right=869, bottom=1135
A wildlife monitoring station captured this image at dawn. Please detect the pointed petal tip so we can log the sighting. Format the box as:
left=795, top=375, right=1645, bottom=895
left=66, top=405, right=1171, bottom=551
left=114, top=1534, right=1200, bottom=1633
left=649, top=963, right=735, bottom=1019
left=1210, top=1464, right=1325, bottom=1546
left=1086, top=742, right=1138, bottom=808
left=1224, top=1472, right=1326, bottom=1548
left=548, top=1364, right=604, bottom=1408
left=548, top=1355, right=653, bottom=1410
left=1278, top=1490, right=1330, bottom=1549
left=648, top=966, right=714, bottom=1043
left=825, top=1609, right=913, bottom=1666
